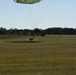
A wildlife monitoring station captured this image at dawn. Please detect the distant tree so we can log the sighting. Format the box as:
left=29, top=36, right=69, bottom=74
left=0, top=27, right=7, bottom=35
left=0, top=27, right=76, bottom=35
left=40, top=30, right=45, bottom=37
left=13, top=28, right=18, bottom=35
left=75, top=29, right=76, bottom=35
left=68, top=28, right=75, bottom=35
left=34, top=28, right=41, bottom=36
left=8, top=28, right=14, bottom=35
left=17, top=29, right=23, bottom=35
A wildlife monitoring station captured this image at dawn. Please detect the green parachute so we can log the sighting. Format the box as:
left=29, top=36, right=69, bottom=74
left=14, top=0, right=42, bottom=4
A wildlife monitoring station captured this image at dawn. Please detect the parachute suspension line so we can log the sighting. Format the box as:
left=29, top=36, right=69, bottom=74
left=27, top=5, right=37, bottom=29
left=30, top=3, right=40, bottom=29
left=28, top=4, right=38, bottom=29
left=34, top=2, right=40, bottom=28
left=27, top=0, right=52, bottom=29
left=21, top=5, right=32, bottom=28
left=26, top=0, right=45, bottom=29
left=23, top=0, right=55, bottom=29
left=26, top=5, right=39, bottom=29
left=14, top=1, right=39, bottom=29
left=30, top=5, right=36, bottom=29
left=23, top=5, right=34, bottom=29
left=36, top=0, right=55, bottom=27
left=30, top=0, right=46, bottom=28
left=20, top=5, right=36, bottom=38
left=14, top=0, right=55, bottom=29
left=35, top=0, right=47, bottom=27
left=23, top=3, right=40, bottom=29
left=14, top=4, right=31, bottom=29
left=17, top=4, right=35, bottom=29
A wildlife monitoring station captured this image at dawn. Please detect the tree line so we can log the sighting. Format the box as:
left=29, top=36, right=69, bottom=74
left=0, top=27, right=76, bottom=36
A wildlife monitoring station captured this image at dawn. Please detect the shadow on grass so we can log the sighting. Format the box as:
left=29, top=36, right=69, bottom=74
left=7, top=40, right=43, bottom=43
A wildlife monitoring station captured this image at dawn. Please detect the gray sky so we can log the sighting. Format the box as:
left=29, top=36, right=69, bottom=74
left=0, top=0, right=76, bottom=29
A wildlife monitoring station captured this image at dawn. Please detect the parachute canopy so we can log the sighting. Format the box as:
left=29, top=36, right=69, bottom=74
left=14, top=0, right=42, bottom=4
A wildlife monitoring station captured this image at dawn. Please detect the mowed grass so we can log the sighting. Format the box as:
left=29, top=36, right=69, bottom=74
left=0, top=35, right=76, bottom=75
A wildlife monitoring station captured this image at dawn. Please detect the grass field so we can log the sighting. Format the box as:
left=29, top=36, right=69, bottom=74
left=0, top=35, right=76, bottom=75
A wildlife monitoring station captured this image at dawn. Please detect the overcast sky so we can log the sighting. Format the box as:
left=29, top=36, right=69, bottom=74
left=0, top=0, right=76, bottom=29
